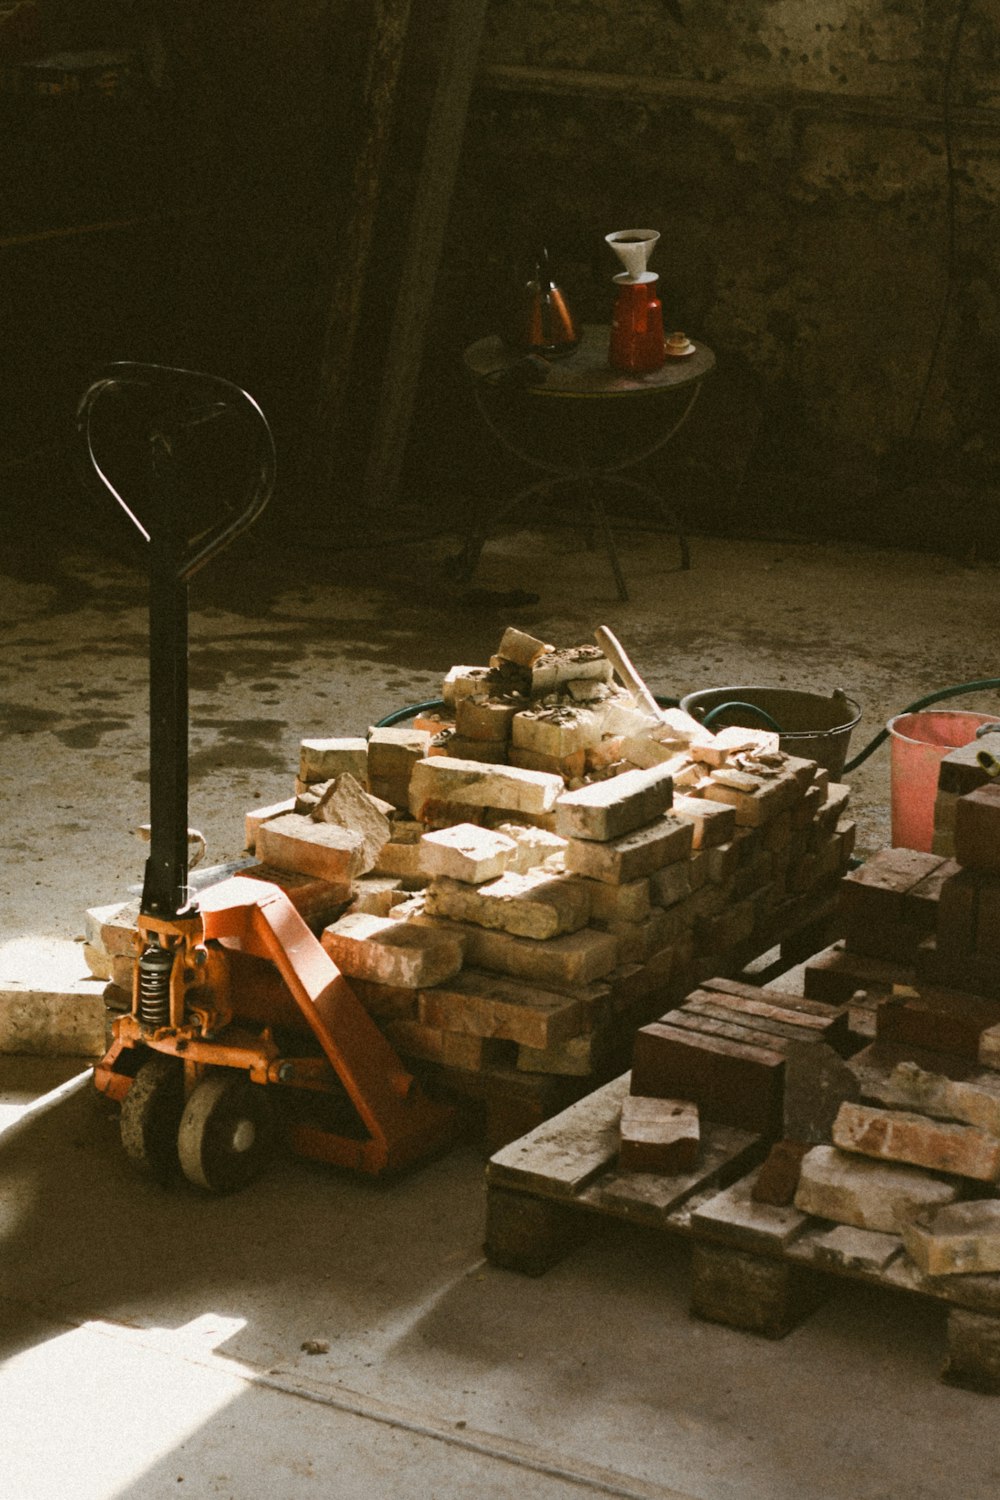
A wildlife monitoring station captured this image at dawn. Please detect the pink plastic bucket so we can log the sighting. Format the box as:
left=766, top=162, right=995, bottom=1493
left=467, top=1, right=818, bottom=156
left=888, top=710, right=1000, bottom=851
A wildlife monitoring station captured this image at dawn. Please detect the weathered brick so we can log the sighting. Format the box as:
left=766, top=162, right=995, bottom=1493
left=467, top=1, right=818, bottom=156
left=419, top=823, right=517, bottom=884
left=555, top=763, right=674, bottom=843
left=751, top=1139, right=811, bottom=1205
left=904, top=857, right=961, bottom=925
left=938, top=733, right=1000, bottom=797
left=371, top=840, right=424, bottom=879
left=873, top=1057, right=1000, bottom=1136
left=585, top=876, right=652, bottom=924
left=597, top=909, right=674, bottom=965
left=783, top=1040, right=860, bottom=1143
left=367, top=726, right=432, bottom=780
left=650, top=860, right=691, bottom=909
left=794, top=1144, right=960, bottom=1232
left=877, top=988, right=1000, bottom=1060
left=321, top=911, right=464, bottom=987
left=492, top=822, right=567, bottom=873
left=517, top=1028, right=617, bottom=1077
left=618, top=1096, right=700, bottom=1173
left=444, top=735, right=509, bottom=764
left=832, top=1100, right=1000, bottom=1181
left=244, top=797, right=297, bottom=851
left=299, top=736, right=368, bottom=785
left=690, top=726, right=780, bottom=767
left=701, top=769, right=802, bottom=826
left=564, top=814, right=693, bottom=885
left=955, top=784, right=1000, bottom=873
left=409, top=757, right=563, bottom=819
left=802, top=941, right=911, bottom=1005
left=902, top=1199, right=1000, bottom=1276
left=461, top=924, right=619, bottom=988
left=670, top=792, right=736, bottom=849
left=495, top=626, right=552, bottom=667
left=348, top=977, right=418, bottom=1020
left=454, top=695, right=522, bottom=742
left=811, top=1224, right=901, bottom=1273
left=350, top=877, right=407, bottom=916
left=256, top=812, right=366, bottom=883
left=441, top=665, right=491, bottom=705
left=631, top=1020, right=785, bottom=1134
left=310, top=773, right=391, bottom=871
left=705, top=841, right=740, bottom=884
left=424, top=869, right=591, bottom=940
left=844, top=847, right=944, bottom=906
left=418, top=968, right=584, bottom=1048
left=511, top=705, right=604, bottom=759
left=508, top=745, right=587, bottom=780
left=935, top=868, right=981, bottom=954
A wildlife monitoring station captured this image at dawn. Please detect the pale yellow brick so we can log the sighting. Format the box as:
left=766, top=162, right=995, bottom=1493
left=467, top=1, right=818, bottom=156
left=564, top=815, right=693, bottom=885
left=321, top=911, right=464, bottom=987
left=299, top=737, right=368, bottom=785
left=420, top=823, right=517, bottom=883
left=256, top=813, right=366, bottom=883
left=409, top=757, right=562, bottom=819
left=424, top=869, right=591, bottom=939
left=555, top=762, right=674, bottom=842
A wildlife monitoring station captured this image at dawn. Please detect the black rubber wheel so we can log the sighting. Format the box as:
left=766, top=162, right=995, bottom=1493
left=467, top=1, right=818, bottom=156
left=119, top=1054, right=185, bottom=1184
left=177, top=1073, right=275, bottom=1194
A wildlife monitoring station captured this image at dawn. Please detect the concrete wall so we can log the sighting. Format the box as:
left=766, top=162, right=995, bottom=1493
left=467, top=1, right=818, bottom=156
left=429, top=0, right=1000, bottom=552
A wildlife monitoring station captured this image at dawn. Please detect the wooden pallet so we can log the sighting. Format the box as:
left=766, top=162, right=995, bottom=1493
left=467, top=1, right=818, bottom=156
left=484, top=1071, right=763, bottom=1275
left=688, top=1169, right=1000, bottom=1393
left=484, top=1074, right=1000, bottom=1392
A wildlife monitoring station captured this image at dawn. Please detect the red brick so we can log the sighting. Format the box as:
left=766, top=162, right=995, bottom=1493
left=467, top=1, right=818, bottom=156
left=751, top=1139, right=811, bottom=1205
left=876, top=988, right=1000, bottom=1060
left=618, top=1095, right=700, bottom=1173
left=631, top=1021, right=784, bottom=1134
left=955, top=784, right=1000, bottom=873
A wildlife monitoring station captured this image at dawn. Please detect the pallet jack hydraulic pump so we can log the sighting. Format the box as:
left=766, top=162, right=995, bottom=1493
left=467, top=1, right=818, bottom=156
left=82, top=363, right=455, bottom=1191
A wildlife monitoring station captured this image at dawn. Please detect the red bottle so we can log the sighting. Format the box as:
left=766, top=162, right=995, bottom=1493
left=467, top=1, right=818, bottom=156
left=609, top=275, right=666, bottom=375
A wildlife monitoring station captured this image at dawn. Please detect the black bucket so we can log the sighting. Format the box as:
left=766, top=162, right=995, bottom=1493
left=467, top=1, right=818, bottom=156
left=680, top=686, right=862, bottom=780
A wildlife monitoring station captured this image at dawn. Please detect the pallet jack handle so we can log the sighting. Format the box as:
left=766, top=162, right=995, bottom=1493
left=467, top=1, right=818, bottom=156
left=76, top=363, right=277, bottom=921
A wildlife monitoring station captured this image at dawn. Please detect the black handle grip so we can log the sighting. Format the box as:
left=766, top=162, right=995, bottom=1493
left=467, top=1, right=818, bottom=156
left=76, top=361, right=276, bottom=580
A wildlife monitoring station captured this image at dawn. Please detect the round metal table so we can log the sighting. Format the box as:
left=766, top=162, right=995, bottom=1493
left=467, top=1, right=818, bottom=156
left=461, top=323, right=715, bottom=601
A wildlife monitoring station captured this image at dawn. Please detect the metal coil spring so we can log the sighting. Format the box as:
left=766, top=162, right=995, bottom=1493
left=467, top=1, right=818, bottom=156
left=138, top=944, right=174, bottom=1028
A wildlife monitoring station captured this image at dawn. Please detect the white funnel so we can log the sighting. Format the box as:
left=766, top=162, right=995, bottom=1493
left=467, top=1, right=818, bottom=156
left=605, top=228, right=660, bottom=284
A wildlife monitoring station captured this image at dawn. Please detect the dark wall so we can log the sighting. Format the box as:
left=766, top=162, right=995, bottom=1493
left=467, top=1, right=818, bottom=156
left=423, top=0, right=1000, bottom=553
left=4, top=0, right=999, bottom=556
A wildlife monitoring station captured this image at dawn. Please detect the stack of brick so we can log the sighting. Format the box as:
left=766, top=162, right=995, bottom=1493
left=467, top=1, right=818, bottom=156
left=790, top=1026, right=1000, bottom=1273
left=744, top=791, right=1000, bottom=1274
left=84, top=625, right=855, bottom=1144
left=800, top=848, right=959, bottom=1036
left=627, top=978, right=850, bottom=1144
left=916, top=783, right=1000, bottom=999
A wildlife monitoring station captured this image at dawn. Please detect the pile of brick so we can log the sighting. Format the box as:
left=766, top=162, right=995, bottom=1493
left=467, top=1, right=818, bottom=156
left=85, top=626, right=854, bottom=1145
left=620, top=978, right=849, bottom=1170
left=746, top=783, right=1000, bottom=1278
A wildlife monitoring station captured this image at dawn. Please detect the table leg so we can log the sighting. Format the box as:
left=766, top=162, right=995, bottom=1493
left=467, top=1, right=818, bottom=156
left=600, top=473, right=691, bottom=571
left=582, top=477, right=629, bottom=602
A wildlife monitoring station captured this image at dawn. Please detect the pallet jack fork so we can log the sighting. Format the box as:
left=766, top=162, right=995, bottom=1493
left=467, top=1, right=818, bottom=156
left=81, top=364, right=455, bottom=1191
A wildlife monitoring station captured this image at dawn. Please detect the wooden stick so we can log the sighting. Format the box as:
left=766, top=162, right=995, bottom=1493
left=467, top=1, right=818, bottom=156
left=594, top=625, right=663, bottom=719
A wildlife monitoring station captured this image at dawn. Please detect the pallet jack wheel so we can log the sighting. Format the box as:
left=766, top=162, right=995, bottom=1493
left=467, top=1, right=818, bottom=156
left=119, top=1054, right=185, bottom=1184
left=177, top=1072, right=275, bottom=1194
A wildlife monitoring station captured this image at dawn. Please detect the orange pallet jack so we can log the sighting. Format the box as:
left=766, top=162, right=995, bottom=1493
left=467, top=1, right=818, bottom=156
left=82, top=364, right=455, bottom=1191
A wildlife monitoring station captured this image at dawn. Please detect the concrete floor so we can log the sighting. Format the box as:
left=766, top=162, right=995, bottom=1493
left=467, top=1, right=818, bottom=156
left=3, top=519, right=1000, bottom=1499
